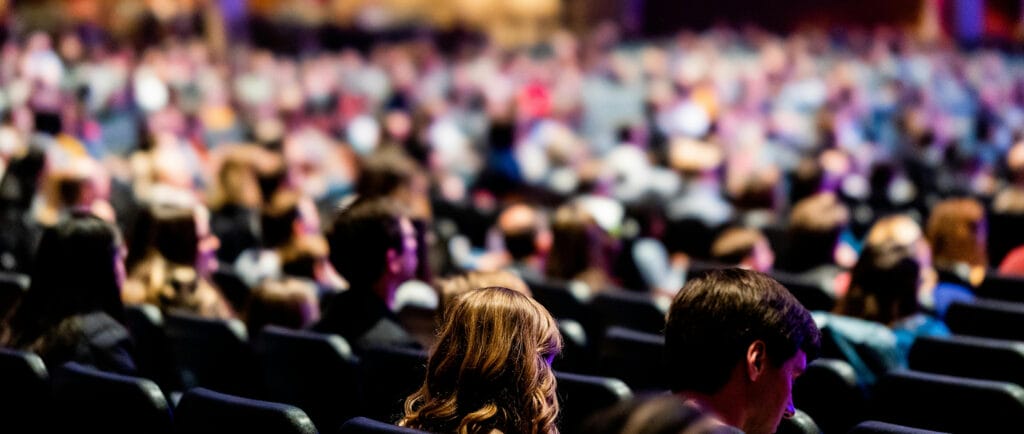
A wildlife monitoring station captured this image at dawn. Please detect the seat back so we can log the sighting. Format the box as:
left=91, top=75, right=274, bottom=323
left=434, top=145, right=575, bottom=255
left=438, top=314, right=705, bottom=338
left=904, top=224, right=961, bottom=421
left=588, top=290, right=666, bottom=335
left=552, top=319, right=592, bottom=374
left=164, top=311, right=258, bottom=396
left=211, top=268, right=252, bottom=313
left=174, top=387, right=317, bottom=434
left=775, top=409, right=820, bottom=434
left=257, top=326, right=362, bottom=431
left=871, top=370, right=1024, bottom=432
left=338, top=417, right=429, bottom=433
left=909, top=334, right=1024, bottom=387
left=124, top=304, right=180, bottom=391
left=555, top=371, right=632, bottom=434
left=946, top=299, right=1024, bottom=341
left=527, top=278, right=590, bottom=324
left=52, top=362, right=172, bottom=434
left=772, top=271, right=836, bottom=312
left=597, top=326, right=666, bottom=391
left=360, top=345, right=429, bottom=423
left=0, top=348, right=50, bottom=432
left=793, top=358, right=865, bottom=434
left=847, top=421, right=948, bottom=434
left=975, top=273, right=1024, bottom=303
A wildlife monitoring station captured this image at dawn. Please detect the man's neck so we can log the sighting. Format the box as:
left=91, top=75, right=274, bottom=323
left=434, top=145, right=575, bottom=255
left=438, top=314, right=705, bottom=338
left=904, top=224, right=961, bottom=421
left=677, top=388, right=747, bottom=431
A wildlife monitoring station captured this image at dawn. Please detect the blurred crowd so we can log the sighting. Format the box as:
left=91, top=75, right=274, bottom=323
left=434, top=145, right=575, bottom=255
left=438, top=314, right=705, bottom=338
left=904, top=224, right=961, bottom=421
left=3, top=17, right=1024, bottom=372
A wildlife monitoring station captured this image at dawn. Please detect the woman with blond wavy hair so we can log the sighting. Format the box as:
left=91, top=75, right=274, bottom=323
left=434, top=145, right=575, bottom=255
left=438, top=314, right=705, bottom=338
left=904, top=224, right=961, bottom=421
left=399, top=286, right=562, bottom=434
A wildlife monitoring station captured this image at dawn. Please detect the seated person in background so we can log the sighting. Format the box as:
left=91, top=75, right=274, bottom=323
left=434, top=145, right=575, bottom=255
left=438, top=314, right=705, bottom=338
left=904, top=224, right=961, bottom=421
left=776, top=192, right=851, bottom=298
left=399, top=287, right=561, bottom=434
left=710, top=227, right=775, bottom=273
left=243, top=277, right=320, bottom=335
left=836, top=241, right=951, bottom=358
left=545, top=202, right=620, bottom=293
left=207, top=146, right=263, bottom=265
left=1, top=213, right=136, bottom=375
left=435, top=270, right=532, bottom=316
left=314, top=198, right=421, bottom=351
left=925, top=197, right=986, bottom=317
left=497, top=203, right=551, bottom=282
left=122, top=204, right=235, bottom=318
left=665, top=269, right=820, bottom=434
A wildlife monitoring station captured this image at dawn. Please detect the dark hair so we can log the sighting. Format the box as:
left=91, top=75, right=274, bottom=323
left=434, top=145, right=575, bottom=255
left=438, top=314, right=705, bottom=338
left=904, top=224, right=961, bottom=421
left=782, top=193, right=848, bottom=272
left=503, top=228, right=537, bottom=260
left=836, top=242, right=921, bottom=325
left=665, top=268, right=820, bottom=394
left=356, top=147, right=421, bottom=199
left=327, top=198, right=406, bottom=290
left=260, top=191, right=300, bottom=249
left=2, top=213, right=124, bottom=351
left=150, top=205, right=199, bottom=266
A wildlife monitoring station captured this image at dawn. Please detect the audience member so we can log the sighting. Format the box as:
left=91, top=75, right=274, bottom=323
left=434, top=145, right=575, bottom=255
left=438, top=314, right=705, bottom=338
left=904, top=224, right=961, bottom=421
left=497, top=203, right=551, bottom=282
left=710, top=227, right=775, bottom=273
left=243, top=277, right=320, bottom=335
left=545, top=202, right=619, bottom=293
left=399, top=286, right=561, bottom=434
left=314, top=198, right=421, bottom=350
left=665, top=269, right=820, bottom=434
left=777, top=192, right=850, bottom=297
left=0, top=213, right=136, bottom=374
left=925, top=197, right=986, bottom=316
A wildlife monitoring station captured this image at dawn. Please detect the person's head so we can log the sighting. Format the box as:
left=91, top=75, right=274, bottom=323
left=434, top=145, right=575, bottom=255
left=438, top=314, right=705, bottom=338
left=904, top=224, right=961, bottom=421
left=545, top=202, right=615, bottom=283
left=434, top=270, right=532, bottom=320
left=2, top=212, right=125, bottom=348
left=784, top=192, right=848, bottom=271
left=244, top=278, right=320, bottom=334
left=711, top=227, right=774, bottom=273
left=327, top=198, right=417, bottom=302
left=357, top=147, right=430, bottom=218
left=147, top=204, right=219, bottom=274
left=665, top=269, right=820, bottom=434
left=400, top=287, right=561, bottom=434
left=926, top=197, right=987, bottom=270
left=212, top=148, right=261, bottom=209
left=836, top=241, right=921, bottom=325
left=498, top=203, right=551, bottom=261
left=866, top=214, right=932, bottom=273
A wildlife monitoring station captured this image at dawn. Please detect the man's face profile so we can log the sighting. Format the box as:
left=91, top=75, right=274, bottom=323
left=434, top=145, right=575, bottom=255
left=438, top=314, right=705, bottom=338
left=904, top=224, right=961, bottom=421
left=747, top=347, right=807, bottom=434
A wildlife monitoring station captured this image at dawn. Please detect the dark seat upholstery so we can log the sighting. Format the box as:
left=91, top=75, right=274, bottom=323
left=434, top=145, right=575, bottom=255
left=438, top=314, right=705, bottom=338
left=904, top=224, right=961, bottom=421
left=0, top=348, right=50, bottom=432
left=174, top=387, right=317, bottom=434
left=847, top=421, right=948, bottom=434
left=360, top=345, right=429, bottom=423
left=871, top=370, right=1024, bottom=432
left=210, top=268, right=252, bottom=313
left=587, top=290, right=666, bottom=335
left=555, top=371, right=632, bottom=434
left=257, top=326, right=362, bottom=431
left=52, top=362, right=172, bottom=434
left=975, top=272, right=1024, bottom=303
left=164, top=311, right=259, bottom=396
left=124, top=304, right=180, bottom=391
left=597, top=326, right=666, bottom=391
left=527, top=278, right=590, bottom=324
left=775, top=409, right=821, bottom=434
left=909, top=334, right=1024, bottom=387
left=552, top=318, right=592, bottom=374
left=338, top=417, right=429, bottom=433
left=794, top=358, right=866, bottom=434
left=945, top=299, right=1024, bottom=341
left=772, top=271, right=836, bottom=312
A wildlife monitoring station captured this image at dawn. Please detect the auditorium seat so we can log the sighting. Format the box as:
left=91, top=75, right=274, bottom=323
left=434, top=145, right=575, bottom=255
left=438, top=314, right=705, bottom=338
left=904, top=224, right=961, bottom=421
left=174, top=387, right=317, bottom=434
left=338, top=417, right=429, bottom=433
left=555, top=371, right=632, bottom=434
left=526, top=278, right=591, bottom=324
left=359, top=345, right=429, bottom=422
left=871, top=370, right=1024, bottom=432
left=771, top=271, right=836, bottom=312
left=0, top=348, right=50, bottom=432
left=256, top=326, right=362, bottom=431
left=975, top=272, right=1024, bottom=303
left=794, top=358, right=866, bottom=434
left=211, top=268, right=252, bottom=313
left=588, top=290, right=666, bottom=335
left=0, top=271, right=29, bottom=320
left=847, top=421, right=948, bottom=434
left=52, top=362, right=172, bottom=434
left=775, top=409, right=821, bottom=434
left=553, top=318, right=593, bottom=374
left=909, top=334, right=1024, bottom=387
left=164, top=311, right=259, bottom=396
left=124, top=304, right=180, bottom=391
left=597, top=326, right=666, bottom=391
left=945, top=299, right=1024, bottom=341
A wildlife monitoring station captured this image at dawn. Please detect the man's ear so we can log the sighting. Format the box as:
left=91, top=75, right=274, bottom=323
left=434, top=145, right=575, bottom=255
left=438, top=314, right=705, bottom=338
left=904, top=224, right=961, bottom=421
left=746, top=340, right=768, bottom=382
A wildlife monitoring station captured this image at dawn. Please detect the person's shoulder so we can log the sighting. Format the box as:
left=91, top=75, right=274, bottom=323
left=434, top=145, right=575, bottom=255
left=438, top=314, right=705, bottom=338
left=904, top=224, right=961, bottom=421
left=78, top=311, right=131, bottom=345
